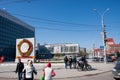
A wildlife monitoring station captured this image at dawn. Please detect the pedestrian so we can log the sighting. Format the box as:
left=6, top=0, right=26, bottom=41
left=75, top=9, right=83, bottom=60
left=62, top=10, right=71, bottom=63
left=43, top=62, right=56, bottom=80
left=68, top=56, right=73, bottom=69
left=15, top=58, right=24, bottom=80
left=64, top=56, right=68, bottom=69
left=81, top=55, right=87, bottom=70
left=72, top=56, right=77, bottom=69
left=23, top=60, right=37, bottom=80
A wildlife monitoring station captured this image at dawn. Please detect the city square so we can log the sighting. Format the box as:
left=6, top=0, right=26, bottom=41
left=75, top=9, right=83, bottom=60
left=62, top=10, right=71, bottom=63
left=0, top=0, right=120, bottom=80
left=0, top=62, right=114, bottom=80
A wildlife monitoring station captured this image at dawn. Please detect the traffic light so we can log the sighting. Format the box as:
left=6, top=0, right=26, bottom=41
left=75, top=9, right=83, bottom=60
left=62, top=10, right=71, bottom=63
left=104, top=32, right=107, bottom=46
left=104, top=39, right=107, bottom=46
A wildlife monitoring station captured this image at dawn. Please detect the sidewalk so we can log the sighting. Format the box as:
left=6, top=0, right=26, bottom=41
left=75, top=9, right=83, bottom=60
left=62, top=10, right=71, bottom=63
left=0, top=62, right=114, bottom=80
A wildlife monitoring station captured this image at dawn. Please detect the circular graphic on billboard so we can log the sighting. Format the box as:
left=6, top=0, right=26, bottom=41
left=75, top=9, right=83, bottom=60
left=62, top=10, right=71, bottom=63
left=20, top=42, right=29, bottom=53
left=18, top=39, right=33, bottom=57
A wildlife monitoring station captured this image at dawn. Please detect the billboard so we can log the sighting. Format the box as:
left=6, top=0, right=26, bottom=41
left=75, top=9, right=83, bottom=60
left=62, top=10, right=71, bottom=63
left=54, top=46, right=61, bottom=53
left=15, top=38, right=35, bottom=62
left=106, top=38, right=115, bottom=45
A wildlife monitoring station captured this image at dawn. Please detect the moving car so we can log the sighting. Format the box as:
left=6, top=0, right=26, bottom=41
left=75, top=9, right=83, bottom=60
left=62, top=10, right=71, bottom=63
left=112, top=60, right=120, bottom=80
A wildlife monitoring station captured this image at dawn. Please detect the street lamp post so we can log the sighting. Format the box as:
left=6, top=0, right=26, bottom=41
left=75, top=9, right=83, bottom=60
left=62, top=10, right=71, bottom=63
left=94, top=8, right=109, bottom=64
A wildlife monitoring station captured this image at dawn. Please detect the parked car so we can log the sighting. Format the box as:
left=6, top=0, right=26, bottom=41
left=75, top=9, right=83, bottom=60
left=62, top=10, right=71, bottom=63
left=92, top=57, right=99, bottom=61
left=92, top=57, right=104, bottom=62
left=112, top=60, right=120, bottom=80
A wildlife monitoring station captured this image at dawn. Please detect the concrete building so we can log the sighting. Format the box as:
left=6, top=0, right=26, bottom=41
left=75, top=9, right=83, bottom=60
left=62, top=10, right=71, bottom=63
left=0, top=9, right=35, bottom=61
left=45, top=43, right=80, bottom=55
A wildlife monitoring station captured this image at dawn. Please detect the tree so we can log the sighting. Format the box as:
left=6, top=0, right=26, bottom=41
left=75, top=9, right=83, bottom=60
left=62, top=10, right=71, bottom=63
left=80, top=51, right=88, bottom=56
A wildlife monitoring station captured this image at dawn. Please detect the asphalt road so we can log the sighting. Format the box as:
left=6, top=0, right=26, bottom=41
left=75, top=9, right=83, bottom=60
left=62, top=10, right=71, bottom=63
left=54, top=71, right=115, bottom=80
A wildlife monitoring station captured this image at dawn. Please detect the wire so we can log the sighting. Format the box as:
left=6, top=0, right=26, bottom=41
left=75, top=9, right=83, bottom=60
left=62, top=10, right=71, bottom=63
left=21, top=19, right=101, bottom=32
left=21, top=19, right=101, bottom=29
left=12, top=13, right=101, bottom=27
left=10, top=13, right=102, bottom=32
left=35, top=26, right=101, bottom=32
left=0, top=0, right=38, bottom=5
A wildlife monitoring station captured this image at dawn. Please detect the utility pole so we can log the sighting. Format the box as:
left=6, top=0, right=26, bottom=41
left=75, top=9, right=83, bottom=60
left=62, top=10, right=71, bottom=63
left=94, top=8, right=109, bottom=64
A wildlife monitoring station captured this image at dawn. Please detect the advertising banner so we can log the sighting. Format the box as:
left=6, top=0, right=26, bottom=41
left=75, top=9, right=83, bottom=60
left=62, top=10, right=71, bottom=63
left=54, top=46, right=61, bottom=53
left=15, top=38, right=35, bottom=62
left=106, top=38, right=115, bottom=45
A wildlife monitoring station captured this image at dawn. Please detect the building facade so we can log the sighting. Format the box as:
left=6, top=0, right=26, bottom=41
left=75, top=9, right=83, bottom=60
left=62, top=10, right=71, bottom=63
left=93, top=38, right=120, bottom=61
left=45, top=43, right=80, bottom=55
left=0, top=9, right=35, bottom=61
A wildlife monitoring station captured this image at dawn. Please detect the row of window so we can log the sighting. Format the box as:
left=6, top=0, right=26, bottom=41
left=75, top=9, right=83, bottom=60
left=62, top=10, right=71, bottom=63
left=47, top=46, right=79, bottom=53
left=0, top=14, right=35, bottom=61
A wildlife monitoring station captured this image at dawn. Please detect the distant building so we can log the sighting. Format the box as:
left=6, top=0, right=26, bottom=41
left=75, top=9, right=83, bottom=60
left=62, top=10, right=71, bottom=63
left=94, top=38, right=120, bottom=59
left=0, top=9, right=35, bottom=61
left=35, top=43, right=90, bottom=60
left=44, top=43, right=80, bottom=55
left=106, top=38, right=120, bottom=54
left=94, top=48, right=103, bottom=58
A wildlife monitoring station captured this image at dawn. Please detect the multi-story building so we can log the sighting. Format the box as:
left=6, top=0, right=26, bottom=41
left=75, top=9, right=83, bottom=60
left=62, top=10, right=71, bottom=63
left=0, top=9, right=35, bottom=61
left=35, top=43, right=81, bottom=61
left=45, top=43, right=80, bottom=55
left=94, top=38, right=120, bottom=61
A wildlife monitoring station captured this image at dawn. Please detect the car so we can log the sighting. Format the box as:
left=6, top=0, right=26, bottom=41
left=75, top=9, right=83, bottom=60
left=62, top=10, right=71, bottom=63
left=92, top=57, right=104, bottom=62
left=92, top=57, right=99, bottom=61
left=112, top=60, right=120, bottom=80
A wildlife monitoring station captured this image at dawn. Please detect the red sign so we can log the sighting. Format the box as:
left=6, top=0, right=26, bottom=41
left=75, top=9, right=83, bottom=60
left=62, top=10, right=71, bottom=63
left=0, top=56, right=5, bottom=63
left=106, top=38, right=115, bottom=45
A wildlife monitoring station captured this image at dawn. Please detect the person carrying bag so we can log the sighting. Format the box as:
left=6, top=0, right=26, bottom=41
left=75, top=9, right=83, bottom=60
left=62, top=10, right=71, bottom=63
left=41, top=62, right=55, bottom=80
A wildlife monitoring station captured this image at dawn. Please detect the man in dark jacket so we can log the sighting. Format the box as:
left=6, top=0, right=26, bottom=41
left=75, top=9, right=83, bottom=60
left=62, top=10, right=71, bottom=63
left=64, top=56, right=68, bottom=69
left=72, top=56, right=77, bottom=69
left=68, top=56, right=73, bottom=69
left=16, top=58, right=24, bottom=80
left=81, top=55, right=87, bottom=70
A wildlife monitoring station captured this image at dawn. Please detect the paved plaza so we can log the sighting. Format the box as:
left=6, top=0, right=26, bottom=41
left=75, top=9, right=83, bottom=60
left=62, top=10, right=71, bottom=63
left=0, top=62, right=114, bottom=80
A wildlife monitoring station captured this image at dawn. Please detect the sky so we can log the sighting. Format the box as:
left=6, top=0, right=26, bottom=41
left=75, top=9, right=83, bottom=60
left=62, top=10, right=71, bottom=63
left=0, top=0, right=120, bottom=50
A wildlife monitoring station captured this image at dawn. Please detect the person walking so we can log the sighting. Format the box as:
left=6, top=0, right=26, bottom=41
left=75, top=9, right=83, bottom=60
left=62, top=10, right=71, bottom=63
left=15, top=58, right=24, bottom=80
left=64, top=56, right=68, bottom=69
left=23, top=60, right=37, bottom=80
left=72, top=56, right=77, bottom=69
left=81, top=55, right=87, bottom=70
left=68, top=56, right=73, bottom=69
left=43, top=62, right=56, bottom=80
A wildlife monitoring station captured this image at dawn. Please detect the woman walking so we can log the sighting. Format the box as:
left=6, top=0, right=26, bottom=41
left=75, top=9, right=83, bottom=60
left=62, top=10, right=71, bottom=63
left=43, top=62, right=56, bottom=80
left=23, top=60, right=37, bottom=80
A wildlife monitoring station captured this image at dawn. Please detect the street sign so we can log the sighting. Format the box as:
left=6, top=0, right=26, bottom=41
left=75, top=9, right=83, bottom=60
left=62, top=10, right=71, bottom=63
left=100, top=46, right=104, bottom=50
